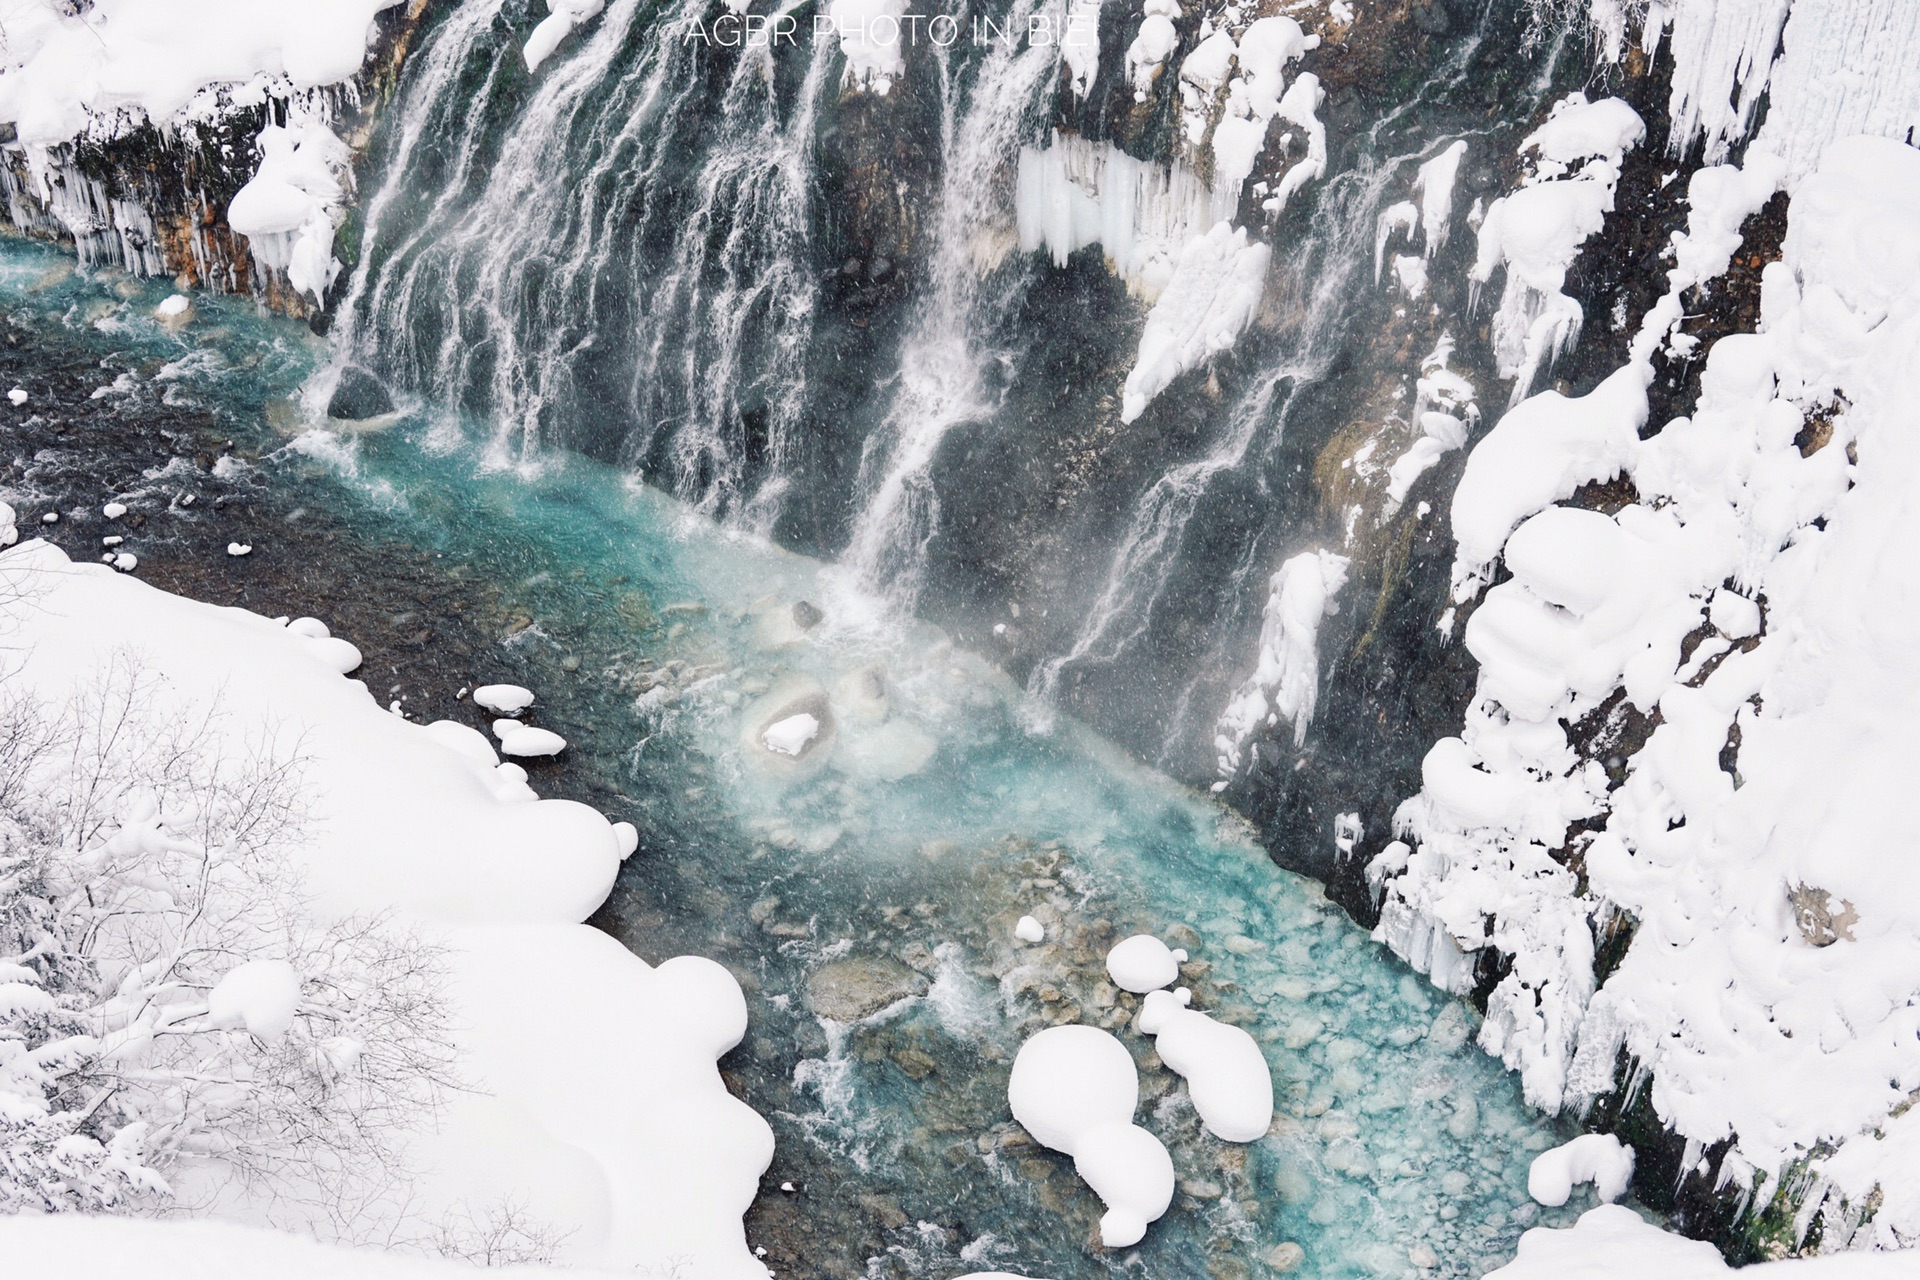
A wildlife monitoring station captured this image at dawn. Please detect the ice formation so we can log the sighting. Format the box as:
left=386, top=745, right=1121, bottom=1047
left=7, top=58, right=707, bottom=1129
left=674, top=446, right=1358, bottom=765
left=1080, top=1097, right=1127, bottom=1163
left=1135, top=989, right=1274, bottom=1143
left=1015, top=915, right=1046, bottom=944
left=828, top=0, right=909, bottom=95
left=227, top=118, right=354, bottom=302
left=1471, top=94, right=1644, bottom=401
left=1016, top=132, right=1224, bottom=298
left=1383, top=338, right=1477, bottom=517
left=1120, top=222, right=1271, bottom=423
left=0, top=539, right=772, bottom=1275
left=1377, top=134, right=1920, bottom=1245
left=1104, top=934, right=1186, bottom=993
left=1007, top=1025, right=1174, bottom=1248
left=1216, top=549, right=1350, bottom=774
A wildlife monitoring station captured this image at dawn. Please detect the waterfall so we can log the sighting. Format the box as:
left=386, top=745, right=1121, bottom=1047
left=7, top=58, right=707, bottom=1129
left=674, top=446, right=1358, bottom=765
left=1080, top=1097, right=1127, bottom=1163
left=330, top=0, right=1560, bottom=782
left=334, top=0, right=830, bottom=521
left=835, top=0, right=1058, bottom=609
left=1022, top=20, right=1511, bottom=761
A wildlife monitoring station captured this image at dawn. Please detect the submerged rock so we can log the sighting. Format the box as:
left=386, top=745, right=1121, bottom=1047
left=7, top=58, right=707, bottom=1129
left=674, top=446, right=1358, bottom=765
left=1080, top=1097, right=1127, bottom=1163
left=327, top=365, right=394, bottom=420
left=805, top=955, right=927, bottom=1022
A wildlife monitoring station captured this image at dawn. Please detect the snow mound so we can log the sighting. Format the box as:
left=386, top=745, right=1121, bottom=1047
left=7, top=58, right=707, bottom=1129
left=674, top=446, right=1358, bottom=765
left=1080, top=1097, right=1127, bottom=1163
left=1104, top=934, right=1186, bottom=993
left=1527, top=1133, right=1634, bottom=1207
left=1136, top=989, right=1274, bottom=1142
left=498, top=726, right=568, bottom=758
left=473, top=683, right=536, bottom=714
left=1015, top=915, right=1045, bottom=944
left=762, top=713, right=820, bottom=757
left=1007, top=1024, right=1173, bottom=1248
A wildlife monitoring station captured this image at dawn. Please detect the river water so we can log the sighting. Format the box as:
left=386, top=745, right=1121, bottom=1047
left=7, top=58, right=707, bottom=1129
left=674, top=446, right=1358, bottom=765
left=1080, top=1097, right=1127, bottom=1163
left=0, top=238, right=1621, bottom=1279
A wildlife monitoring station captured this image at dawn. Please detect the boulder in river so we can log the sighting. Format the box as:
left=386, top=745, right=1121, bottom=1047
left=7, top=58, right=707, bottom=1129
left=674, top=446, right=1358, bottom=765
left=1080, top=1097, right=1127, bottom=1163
left=327, top=365, right=394, bottom=420
left=805, top=955, right=927, bottom=1022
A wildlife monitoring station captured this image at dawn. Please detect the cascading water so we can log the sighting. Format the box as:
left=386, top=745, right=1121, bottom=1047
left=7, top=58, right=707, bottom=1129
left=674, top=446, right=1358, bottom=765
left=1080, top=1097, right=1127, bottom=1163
left=835, top=0, right=1058, bottom=610
left=335, top=0, right=831, bottom=511
left=330, top=0, right=1570, bottom=796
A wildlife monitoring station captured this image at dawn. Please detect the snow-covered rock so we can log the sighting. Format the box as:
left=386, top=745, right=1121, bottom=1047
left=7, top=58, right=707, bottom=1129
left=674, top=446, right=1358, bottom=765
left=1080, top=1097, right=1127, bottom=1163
left=1527, top=1133, right=1633, bottom=1207
left=1104, top=934, right=1186, bottom=993
left=1007, top=1024, right=1174, bottom=1248
left=473, top=683, right=537, bottom=715
left=1135, top=989, right=1274, bottom=1143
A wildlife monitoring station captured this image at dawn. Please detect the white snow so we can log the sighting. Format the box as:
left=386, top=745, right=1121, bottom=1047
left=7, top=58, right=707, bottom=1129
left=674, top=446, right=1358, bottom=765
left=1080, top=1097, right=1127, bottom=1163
left=1121, top=221, right=1271, bottom=423
left=1216, top=549, right=1350, bottom=774
left=156, top=294, right=192, bottom=318
left=524, top=0, right=608, bottom=72
left=0, top=0, right=402, bottom=146
left=1015, top=914, right=1046, bottom=943
left=1062, top=0, right=1102, bottom=98
left=828, top=0, right=908, bottom=96
left=762, top=712, right=821, bottom=757
left=206, top=959, right=304, bottom=1043
left=0, top=1214, right=632, bottom=1279
left=498, top=725, right=569, bottom=758
left=1124, top=0, right=1183, bottom=100
left=1526, top=1133, right=1634, bottom=1207
left=0, top=538, right=772, bottom=1275
left=1472, top=94, right=1645, bottom=400
left=0, top=502, right=16, bottom=548
left=1104, top=933, right=1186, bottom=993
left=226, top=116, right=354, bottom=302
left=1485, top=1203, right=1917, bottom=1279
left=1007, top=1024, right=1174, bottom=1248
left=1135, top=988, right=1274, bottom=1142
left=473, top=683, right=537, bottom=714
left=1378, top=135, right=1920, bottom=1250
left=227, top=542, right=253, bottom=557
left=103, top=500, right=128, bottom=519
left=6, top=387, right=26, bottom=406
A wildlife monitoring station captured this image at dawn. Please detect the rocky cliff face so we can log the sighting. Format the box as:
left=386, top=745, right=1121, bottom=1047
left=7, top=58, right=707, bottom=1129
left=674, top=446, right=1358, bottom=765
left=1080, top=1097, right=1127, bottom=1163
left=0, top=0, right=431, bottom=321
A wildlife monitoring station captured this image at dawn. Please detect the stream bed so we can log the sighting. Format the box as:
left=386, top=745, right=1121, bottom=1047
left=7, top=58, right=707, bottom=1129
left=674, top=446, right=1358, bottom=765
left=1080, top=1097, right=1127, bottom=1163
left=0, top=238, right=1611, bottom=1280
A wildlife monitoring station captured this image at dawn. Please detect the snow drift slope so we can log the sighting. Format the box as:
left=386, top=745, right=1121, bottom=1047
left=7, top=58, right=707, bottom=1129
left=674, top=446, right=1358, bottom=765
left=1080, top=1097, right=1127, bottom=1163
left=0, top=540, right=773, bottom=1278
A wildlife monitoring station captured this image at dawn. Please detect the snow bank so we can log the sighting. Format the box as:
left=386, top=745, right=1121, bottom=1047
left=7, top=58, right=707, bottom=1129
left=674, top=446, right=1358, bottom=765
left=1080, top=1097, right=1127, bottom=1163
left=1379, top=135, right=1920, bottom=1250
left=1007, top=1025, right=1174, bottom=1248
left=0, top=0, right=401, bottom=145
left=1120, top=222, right=1270, bottom=422
left=1216, top=549, right=1349, bottom=774
left=0, top=1214, right=628, bottom=1279
left=1105, top=934, right=1186, bottom=993
left=1484, top=1204, right=1916, bottom=1279
left=474, top=683, right=537, bottom=714
left=0, top=539, right=772, bottom=1276
left=1136, top=989, right=1274, bottom=1142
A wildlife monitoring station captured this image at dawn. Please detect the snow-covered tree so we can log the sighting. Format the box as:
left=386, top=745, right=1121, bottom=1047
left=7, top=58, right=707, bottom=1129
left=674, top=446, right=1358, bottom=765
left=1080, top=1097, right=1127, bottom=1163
left=0, top=653, right=456, bottom=1226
